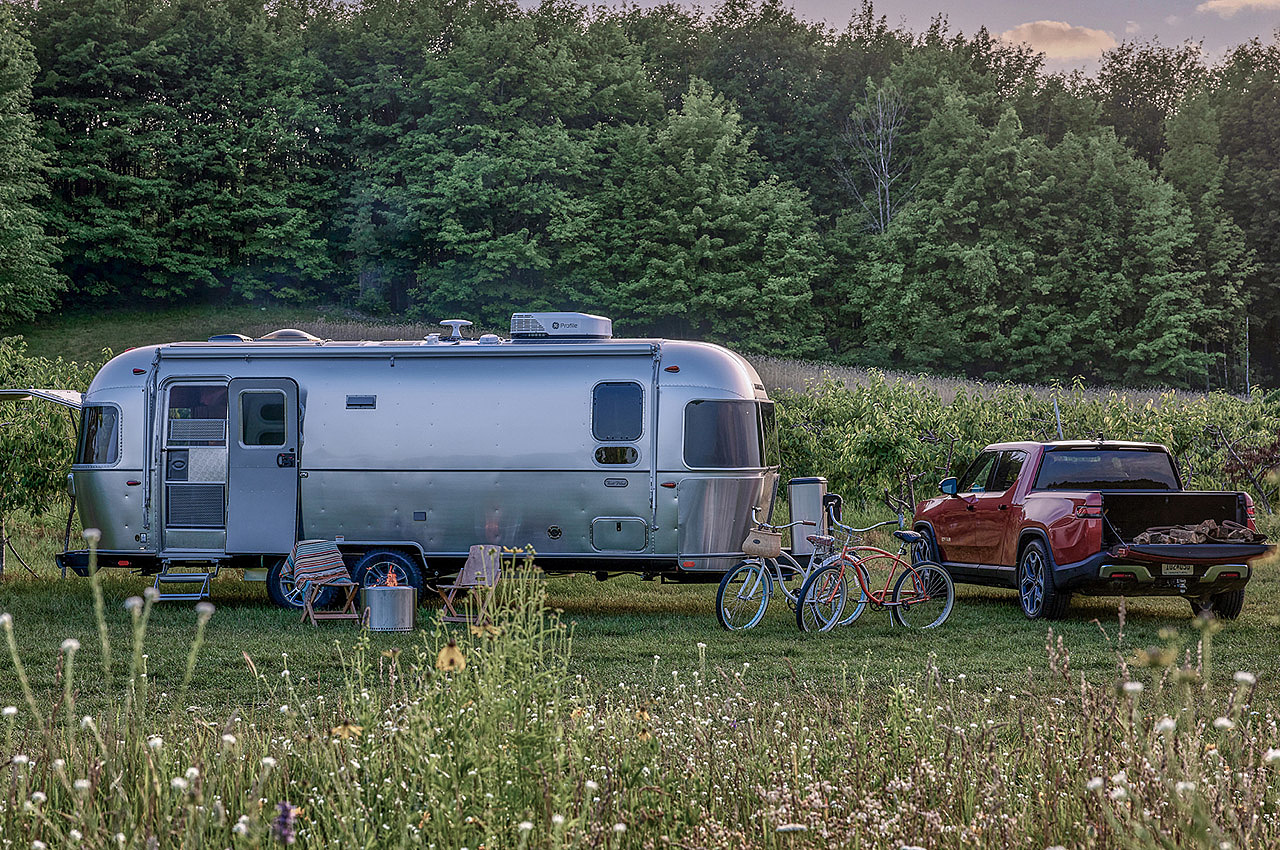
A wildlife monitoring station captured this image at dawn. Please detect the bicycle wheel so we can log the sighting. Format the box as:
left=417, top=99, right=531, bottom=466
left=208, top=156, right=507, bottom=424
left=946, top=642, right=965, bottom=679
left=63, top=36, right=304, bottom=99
left=773, top=552, right=811, bottom=610
left=796, top=564, right=847, bottom=632
left=836, top=561, right=872, bottom=626
left=892, top=561, right=955, bottom=629
left=716, top=560, right=772, bottom=630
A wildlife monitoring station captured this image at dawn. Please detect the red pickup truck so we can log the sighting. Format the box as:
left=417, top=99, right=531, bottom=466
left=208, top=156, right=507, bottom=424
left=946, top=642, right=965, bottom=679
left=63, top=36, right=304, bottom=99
left=912, top=441, right=1269, bottom=620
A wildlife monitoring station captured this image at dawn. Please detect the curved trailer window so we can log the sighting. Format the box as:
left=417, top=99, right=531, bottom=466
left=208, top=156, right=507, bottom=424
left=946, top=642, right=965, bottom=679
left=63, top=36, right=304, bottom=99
left=75, top=406, right=119, bottom=465
left=684, top=400, right=777, bottom=469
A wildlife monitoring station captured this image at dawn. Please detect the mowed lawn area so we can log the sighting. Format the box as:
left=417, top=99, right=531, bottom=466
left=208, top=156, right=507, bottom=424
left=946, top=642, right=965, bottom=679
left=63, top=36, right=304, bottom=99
left=4, top=515, right=1280, bottom=717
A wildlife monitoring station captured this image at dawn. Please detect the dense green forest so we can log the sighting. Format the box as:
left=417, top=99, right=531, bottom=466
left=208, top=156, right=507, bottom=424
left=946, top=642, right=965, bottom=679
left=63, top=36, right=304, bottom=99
left=0, top=0, right=1277, bottom=388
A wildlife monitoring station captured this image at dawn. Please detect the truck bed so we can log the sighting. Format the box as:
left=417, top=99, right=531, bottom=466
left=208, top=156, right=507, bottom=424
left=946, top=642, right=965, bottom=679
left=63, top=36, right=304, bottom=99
left=1101, top=491, right=1249, bottom=546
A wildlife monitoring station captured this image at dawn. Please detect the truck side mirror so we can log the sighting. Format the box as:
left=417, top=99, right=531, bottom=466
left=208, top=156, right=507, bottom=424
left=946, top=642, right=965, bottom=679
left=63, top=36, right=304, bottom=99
left=939, top=477, right=958, bottom=497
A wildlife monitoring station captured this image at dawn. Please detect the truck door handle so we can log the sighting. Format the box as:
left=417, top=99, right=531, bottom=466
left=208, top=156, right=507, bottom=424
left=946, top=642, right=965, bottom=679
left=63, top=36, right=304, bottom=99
left=965, top=504, right=975, bottom=511
left=998, top=504, right=1009, bottom=510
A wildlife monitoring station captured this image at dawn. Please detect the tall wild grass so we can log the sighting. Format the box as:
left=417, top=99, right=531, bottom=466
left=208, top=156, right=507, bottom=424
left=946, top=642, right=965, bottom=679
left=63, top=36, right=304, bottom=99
left=3, top=540, right=1279, bottom=848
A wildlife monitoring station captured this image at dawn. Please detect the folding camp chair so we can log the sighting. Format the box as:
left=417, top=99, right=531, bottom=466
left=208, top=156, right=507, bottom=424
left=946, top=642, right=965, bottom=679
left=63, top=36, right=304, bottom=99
left=437, top=544, right=501, bottom=624
left=285, top=539, right=361, bottom=626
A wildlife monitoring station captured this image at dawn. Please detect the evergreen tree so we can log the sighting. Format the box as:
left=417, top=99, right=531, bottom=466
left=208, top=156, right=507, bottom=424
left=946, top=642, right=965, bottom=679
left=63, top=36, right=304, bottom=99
left=0, top=2, right=62, bottom=326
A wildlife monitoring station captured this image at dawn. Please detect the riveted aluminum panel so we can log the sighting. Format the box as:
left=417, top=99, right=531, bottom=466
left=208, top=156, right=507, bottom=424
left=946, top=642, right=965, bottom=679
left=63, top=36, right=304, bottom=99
left=676, top=476, right=766, bottom=571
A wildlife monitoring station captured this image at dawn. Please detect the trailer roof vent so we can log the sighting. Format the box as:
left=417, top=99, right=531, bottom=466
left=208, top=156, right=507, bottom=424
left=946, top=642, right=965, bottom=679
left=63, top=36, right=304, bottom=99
left=510, top=312, right=612, bottom=340
left=256, top=328, right=322, bottom=342
left=208, top=333, right=251, bottom=343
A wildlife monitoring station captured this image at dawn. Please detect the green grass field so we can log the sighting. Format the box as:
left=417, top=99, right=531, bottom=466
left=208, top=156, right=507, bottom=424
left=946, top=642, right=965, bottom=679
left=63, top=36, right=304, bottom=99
left=5, top=514, right=1279, bottom=719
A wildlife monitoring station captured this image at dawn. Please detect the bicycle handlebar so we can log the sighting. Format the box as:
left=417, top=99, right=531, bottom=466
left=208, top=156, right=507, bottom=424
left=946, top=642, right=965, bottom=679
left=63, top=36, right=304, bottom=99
left=750, top=506, right=816, bottom=532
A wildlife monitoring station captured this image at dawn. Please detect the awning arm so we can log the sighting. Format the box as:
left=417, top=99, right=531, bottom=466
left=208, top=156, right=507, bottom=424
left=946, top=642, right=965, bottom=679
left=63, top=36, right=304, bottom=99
left=0, top=389, right=84, bottom=411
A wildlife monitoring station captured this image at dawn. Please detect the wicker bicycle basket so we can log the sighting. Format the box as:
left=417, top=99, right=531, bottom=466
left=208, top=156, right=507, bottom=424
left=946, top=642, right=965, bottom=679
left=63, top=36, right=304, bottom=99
left=741, top=530, right=783, bottom=559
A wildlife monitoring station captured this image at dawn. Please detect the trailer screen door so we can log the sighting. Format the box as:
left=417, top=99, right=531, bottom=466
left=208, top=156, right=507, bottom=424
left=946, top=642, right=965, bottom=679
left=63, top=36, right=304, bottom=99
left=226, top=378, right=299, bottom=554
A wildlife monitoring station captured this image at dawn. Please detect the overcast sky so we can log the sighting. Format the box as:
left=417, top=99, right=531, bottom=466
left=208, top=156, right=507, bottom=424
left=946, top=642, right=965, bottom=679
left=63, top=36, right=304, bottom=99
left=666, top=0, right=1280, bottom=72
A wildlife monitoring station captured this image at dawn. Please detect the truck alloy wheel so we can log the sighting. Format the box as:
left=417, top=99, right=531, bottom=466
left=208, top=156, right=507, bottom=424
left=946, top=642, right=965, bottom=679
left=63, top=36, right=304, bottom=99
left=1017, top=541, right=1068, bottom=620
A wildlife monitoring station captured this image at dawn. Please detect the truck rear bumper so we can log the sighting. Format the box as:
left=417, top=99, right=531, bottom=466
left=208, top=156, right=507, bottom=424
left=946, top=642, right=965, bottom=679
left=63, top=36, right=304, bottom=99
left=1054, top=551, right=1252, bottom=597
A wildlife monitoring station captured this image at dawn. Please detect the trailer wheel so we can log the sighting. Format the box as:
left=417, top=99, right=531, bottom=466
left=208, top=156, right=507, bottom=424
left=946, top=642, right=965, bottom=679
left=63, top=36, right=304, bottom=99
left=1189, top=588, right=1245, bottom=621
left=353, top=549, right=424, bottom=597
left=266, top=558, right=334, bottom=610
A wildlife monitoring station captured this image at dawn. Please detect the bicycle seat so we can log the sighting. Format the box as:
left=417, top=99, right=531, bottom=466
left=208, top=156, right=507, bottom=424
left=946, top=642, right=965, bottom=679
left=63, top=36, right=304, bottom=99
left=806, top=534, right=835, bottom=547
left=893, top=530, right=923, bottom=544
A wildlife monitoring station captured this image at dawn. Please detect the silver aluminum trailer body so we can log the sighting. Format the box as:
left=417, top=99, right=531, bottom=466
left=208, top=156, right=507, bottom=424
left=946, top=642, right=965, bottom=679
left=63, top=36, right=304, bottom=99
left=15, top=317, right=778, bottom=597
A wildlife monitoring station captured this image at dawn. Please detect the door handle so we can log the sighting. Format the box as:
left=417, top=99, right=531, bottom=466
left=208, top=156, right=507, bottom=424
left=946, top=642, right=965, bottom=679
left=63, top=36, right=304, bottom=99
left=998, top=504, right=1009, bottom=511
left=965, top=504, right=975, bottom=511
left=276, top=452, right=297, bottom=468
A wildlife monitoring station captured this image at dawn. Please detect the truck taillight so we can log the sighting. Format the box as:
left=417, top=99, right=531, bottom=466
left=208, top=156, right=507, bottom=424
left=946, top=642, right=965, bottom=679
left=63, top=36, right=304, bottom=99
left=1074, top=505, right=1102, bottom=519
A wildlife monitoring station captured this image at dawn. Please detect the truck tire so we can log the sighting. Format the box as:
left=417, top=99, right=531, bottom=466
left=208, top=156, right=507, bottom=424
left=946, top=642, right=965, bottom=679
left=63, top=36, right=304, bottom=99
left=911, top=526, right=939, bottom=564
left=1017, top=540, right=1070, bottom=620
left=266, top=557, right=333, bottom=610
left=353, top=549, right=425, bottom=597
left=1190, top=588, right=1245, bottom=620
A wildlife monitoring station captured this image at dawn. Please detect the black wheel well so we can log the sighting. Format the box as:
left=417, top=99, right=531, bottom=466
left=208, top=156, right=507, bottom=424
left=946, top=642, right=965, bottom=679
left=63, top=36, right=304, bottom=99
left=1016, top=531, right=1052, bottom=567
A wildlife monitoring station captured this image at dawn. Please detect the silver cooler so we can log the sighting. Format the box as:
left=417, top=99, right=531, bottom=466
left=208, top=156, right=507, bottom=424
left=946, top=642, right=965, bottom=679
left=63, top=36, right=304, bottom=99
left=787, top=477, right=828, bottom=557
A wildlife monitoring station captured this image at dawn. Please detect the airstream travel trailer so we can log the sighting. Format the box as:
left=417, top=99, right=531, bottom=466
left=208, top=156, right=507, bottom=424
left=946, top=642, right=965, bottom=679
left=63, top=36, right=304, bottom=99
left=2, top=313, right=781, bottom=606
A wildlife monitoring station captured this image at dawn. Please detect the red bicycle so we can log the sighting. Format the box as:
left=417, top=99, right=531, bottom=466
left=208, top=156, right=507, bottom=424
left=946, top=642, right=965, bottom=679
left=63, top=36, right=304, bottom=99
left=796, top=497, right=954, bottom=631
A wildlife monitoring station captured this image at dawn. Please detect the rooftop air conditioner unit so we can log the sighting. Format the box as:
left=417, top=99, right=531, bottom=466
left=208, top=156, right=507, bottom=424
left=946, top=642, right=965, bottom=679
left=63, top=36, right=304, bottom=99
left=510, top=312, right=612, bottom=340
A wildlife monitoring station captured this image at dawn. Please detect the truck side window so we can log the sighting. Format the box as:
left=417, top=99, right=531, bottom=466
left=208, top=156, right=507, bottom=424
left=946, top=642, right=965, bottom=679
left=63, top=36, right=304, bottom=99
left=990, top=451, right=1027, bottom=493
left=75, top=406, right=119, bottom=465
left=592, top=382, right=643, bottom=441
left=957, top=451, right=998, bottom=493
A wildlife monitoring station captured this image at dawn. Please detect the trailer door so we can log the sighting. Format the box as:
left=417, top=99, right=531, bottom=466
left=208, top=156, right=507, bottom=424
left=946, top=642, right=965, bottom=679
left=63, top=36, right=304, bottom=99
left=226, top=378, right=299, bottom=554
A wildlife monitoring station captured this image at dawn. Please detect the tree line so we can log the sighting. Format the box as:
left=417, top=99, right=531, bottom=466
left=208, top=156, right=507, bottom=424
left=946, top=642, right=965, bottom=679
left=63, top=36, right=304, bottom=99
left=0, top=0, right=1277, bottom=388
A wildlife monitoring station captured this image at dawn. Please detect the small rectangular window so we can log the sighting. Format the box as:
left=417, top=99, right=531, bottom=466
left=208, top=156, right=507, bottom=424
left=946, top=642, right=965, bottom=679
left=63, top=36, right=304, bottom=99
left=595, top=446, right=638, bottom=465
left=240, top=391, right=288, bottom=447
left=593, top=382, right=643, bottom=441
left=75, top=406, right=119, bottom=465
left=684, top=400, right=764, bottom=468
left=167, top=385, right=227, bottom=446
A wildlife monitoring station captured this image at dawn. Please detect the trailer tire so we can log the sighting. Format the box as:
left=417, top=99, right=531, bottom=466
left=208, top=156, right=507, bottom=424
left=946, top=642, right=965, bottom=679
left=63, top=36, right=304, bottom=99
left=353, top=549, right=424, bottom=598
left=266, top=557, right=334, bottom=610
left=1017, top=540, right=1069, bottom=620
left=1190, top=588, right=1245, bottom=621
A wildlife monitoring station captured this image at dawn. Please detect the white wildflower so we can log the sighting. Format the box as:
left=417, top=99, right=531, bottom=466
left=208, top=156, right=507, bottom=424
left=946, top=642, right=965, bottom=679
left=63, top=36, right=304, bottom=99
left=12, top=755, right=29, bottom=766
left=776, top=824, right=808, bottom=833
left=1264, top=749, right=1280, bottom=764
left=1086, top=776, right=1104, bottom=792
left=147, top=736, right=164, bottom=750
left=584, top=780, right=598, bottom=791
left=1109, top=786, right=1128, bottom=801
left=1176, top=781, right=1197, bottom=794
left=1, top=706, right=15, bottom=717
left=171, top=777, right=188, bottom=792
left=29, top=791, right=45, bottom=805
left=221, top=734, right=237, bottom=747
left=81, top=528, right=101, bottom=544
left=1122, top=681, right=1144, bottom=695
left=1235, top=671, right=1256, bottom=686
left=261, top=756, right=277, bottom=768
left=195, top=601, right=215, bottom=617
left=69, top=831, right=82, bottom=842
left=1214, top=717, right=1235, bottom=730
left=124, top=597, right=143, bottom=613
left=613, top=823, right=627, bottom=834
left=60, top=638, right=80, bottom=653
left=185, top=766, right=199, bottom=781
left=73, top=779, right=90, bottom=793
left=1155, top=717, right=1176, bottom=734
left=551, top=814, right=565, bottom=826
left=518, top=821, right=533, bottom=832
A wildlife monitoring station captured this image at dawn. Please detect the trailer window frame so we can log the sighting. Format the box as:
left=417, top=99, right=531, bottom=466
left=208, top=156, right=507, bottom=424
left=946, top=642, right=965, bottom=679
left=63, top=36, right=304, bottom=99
left=237, top=389, right=289, bottom=448
left=683, top=399, right=767, bottom=470
left=591, top=381, right=644, bottom=443
left=73, top=403, right=121, bottom=467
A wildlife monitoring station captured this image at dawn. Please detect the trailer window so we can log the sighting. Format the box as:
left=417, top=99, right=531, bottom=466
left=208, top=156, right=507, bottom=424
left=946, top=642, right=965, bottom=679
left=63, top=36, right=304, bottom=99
left=684, top=400, right=764, bottom=468
left=593, top=382, right=643, bottom=442
left=240, top=391, right=287, bottom=446
left=759, top=402, right=779, bottom=467
left=167, top=385, right=227, bottom=446
left=75, top=406, right=119, bottom=465
left=1034, top=449, right=1180, bottom=491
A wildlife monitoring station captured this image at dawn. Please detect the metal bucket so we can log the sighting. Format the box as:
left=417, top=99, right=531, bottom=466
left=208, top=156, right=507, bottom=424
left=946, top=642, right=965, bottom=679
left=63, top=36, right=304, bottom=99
left=787, top=477, right=828, bottom=556
left=362, top=586, right=417, bottom=632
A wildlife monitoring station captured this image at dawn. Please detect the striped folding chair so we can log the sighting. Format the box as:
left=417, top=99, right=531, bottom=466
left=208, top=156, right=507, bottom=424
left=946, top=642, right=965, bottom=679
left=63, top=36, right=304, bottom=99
left=285, top=539, right=360, bottom=626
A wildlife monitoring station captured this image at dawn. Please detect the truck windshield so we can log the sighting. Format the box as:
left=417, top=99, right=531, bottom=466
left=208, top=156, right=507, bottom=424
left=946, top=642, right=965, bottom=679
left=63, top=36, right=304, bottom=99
left=1033, top=449, right=1180, bottom=491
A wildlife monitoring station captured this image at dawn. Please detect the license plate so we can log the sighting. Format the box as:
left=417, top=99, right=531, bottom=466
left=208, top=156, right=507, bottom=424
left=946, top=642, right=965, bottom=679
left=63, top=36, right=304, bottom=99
left=1162, top=564, right=1194, bottom=577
